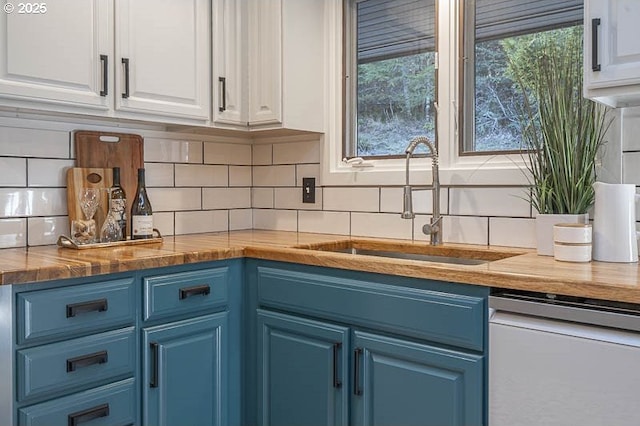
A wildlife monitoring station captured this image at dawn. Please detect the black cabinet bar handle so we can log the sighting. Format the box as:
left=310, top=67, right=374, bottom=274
left=353, top=348, right=363, bottom=396
left=592, top=18, right=601, bottom=72
left=121, top=57, right=130, bottom=98
left=150, top=342, right=159, bottom=388
left=179, top=284, right=211, bottom=300
left=99, top=55, right=108, bottom=96
left=218, top=76, right=226, bottom=112
left=68, top=403, right=109, bottom=426
left=66, top=299, right=108, bottom=318
left=66, top=350, right=108, bottom=372
left=333, top=342, right=342, bottom=388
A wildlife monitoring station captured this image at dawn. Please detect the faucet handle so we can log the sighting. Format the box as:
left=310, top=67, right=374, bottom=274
left=422, top=222, right=440, bottom=236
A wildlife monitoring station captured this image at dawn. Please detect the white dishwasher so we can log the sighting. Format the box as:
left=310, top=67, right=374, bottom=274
left=489, top=290, right=640, bottom=426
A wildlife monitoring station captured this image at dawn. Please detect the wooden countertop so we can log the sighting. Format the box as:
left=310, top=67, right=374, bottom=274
left=1, top=230, right=639, bottom=304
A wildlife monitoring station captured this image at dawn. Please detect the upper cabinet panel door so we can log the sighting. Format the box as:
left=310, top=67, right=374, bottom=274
left=0, top=0, right=113, bottom=110
left=115, top=0, right=210, bottom=120
left=212, top=0, right=246, bottom=127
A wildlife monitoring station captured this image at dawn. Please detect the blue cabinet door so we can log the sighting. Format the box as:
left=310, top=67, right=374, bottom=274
left=142, top=312, right=228, bottom=426
left=352, top=331, right=484, bottom=426
left=257, top=309, right=349, bottom=426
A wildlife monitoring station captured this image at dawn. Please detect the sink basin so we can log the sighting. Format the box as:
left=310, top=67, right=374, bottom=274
left=300, top=240, right=519, bottom=266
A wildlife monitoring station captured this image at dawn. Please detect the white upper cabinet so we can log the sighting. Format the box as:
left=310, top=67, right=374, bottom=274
left=115, top=0, right=210, bottom=121
left=0, top=0, right=113, bottom=110
left=584, top=0, right=640, bottom=107
left=212, top=0, right=247, bottom=127
left=247, top=0, right=325, bottom=132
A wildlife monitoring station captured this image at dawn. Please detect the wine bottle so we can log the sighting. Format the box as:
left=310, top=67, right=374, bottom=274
left=110, top=167, right=127, bottom=240
left=130, top=168, right=154, bottom=239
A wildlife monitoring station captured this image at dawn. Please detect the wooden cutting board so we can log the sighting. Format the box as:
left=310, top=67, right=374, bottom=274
left=75, top=131, right=144, bottom=237
left=66, top=168, right=113, bottom=232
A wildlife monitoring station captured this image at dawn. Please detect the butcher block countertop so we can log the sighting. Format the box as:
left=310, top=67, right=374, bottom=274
left=2, top=230, right=640, bottom=304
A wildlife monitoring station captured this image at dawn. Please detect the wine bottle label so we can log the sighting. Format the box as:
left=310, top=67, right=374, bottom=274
left=110, top=199, right=126, bottom=221
left=131, top=215, right=153, bottom=237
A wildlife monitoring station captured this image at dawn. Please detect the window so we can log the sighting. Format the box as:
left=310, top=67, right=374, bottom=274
left=461, top=0, right=583, bottom=154
left=344, top=0, right=437, bottom=158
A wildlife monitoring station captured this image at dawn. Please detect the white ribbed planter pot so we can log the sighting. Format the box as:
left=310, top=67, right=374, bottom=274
left=535, top=213, right=589, bottom=256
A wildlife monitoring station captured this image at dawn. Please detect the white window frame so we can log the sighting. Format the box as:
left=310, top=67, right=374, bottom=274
left=322, top=0, right=530, bottom=187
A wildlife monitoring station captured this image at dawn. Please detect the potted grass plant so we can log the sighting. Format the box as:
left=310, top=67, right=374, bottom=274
left=506, top=26, right=611, bottom=255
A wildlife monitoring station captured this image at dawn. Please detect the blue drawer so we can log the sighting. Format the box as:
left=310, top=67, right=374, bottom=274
left=17, top=277, right=136, bottom=344
left=17, top=327, right=135, bottom=401
left=18, top=378, right=136, bottom=426
left=143, top=267, right=229, bottom=321
left=256, top=266, right=486, bottom=351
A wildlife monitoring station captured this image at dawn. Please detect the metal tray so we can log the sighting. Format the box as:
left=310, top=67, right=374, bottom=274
left=57, top=229, right=163, bottom=249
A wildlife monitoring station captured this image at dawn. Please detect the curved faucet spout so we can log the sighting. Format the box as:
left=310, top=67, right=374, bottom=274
left=402, top=136, right=441, bottom=245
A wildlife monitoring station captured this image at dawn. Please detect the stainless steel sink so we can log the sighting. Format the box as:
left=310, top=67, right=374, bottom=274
left=301, top=240, right=520, bottom=266
left=332, top=247, right=489, bottom=265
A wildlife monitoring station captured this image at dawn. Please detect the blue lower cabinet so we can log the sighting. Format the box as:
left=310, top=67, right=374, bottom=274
left=257, top=309, right=349, bottom=426
left=352, top=331, right=484, bottom=426
left=142, top=312, right=228, bottom=426
left=17, top=378, right=136, bottom=426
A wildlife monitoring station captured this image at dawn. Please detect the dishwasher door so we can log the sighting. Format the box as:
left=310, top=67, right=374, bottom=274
left=489, top=310, right=640, bottom=426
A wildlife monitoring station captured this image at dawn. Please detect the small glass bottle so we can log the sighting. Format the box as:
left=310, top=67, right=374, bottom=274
left=130, top=168, right=154, bottom=239
left=110, top=167, right=127, bottom=240
left=100, top=189, right=123, bottom=242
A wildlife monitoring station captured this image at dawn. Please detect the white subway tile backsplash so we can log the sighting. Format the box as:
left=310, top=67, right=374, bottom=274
left=252, top=165, right=296, bottom=187
left=175, top=210, right=229, bottom=234
left=0, top=157, right=27, bottom=186
left=203, top=188, right=251, bottom=209
left=323, top=187, right=379, bottom=212
left=380, top=187, right=448, bottom=214
left=252, top=144, right=273, bottom=165
left=229, top=166, right=252, bottom=187
left=274, top=187, right=322, bottom=210
left=0, top=188, right=67, bottom=217
left=622, top=107, right=640, bottom=151
left=0, top=218, right=27, bottom=248
left=152, top=212, right=174, bottom=236
left=299, top=211, right=350, bottom=235
left=175, top=164, right=228, bottom=187
left=147, top=188, right=201, bottom=212
left=27, top=216, right=68, bottom=246
left=449, top=187, right=530, bottom=217
left=489, top=217, right=536, bottom=248
left=0, top=127, right=69, bottom=158
left=440, top=215, right=488, bottom=245
left=204, top=142, right=252, bottom=165
left=144, top=138, right=203, bottom=163
left=296, top=164, right=321, bottom=186
left=145, top=163, right=174, bottom=187
left=273, top=140, right=320, bottom=164
left=28, top=159, right=74, bottom=187
left=623, top=152, right=640, bottom=184
left=252, top=188, right=274, bottom=208
left=351, top=212, right=413, bottom=240
left=230, top=209, right=253, bottom=230
left=253, top=209, right=297, bottom=231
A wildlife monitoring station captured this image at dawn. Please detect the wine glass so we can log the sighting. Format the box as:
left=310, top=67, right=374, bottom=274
left=100, top=189, right=123, bottom=242
left=75, top=188, right=100, bottom=244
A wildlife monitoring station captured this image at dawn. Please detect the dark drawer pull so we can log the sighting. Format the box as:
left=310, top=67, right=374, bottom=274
left=68, top=403, right=109, bottom=426
left=333, top=342, right=342, bottom=388
left=592, top=18, right=601, bottom=72
left=66, top=350, right=108, bottom=372
left=99, top=54, right=108, bottom=96
left=66, top=298, right=108, bottom=318
left=150, top=342, right=159, bottom=388
left=179, top=284, right=211, bottom=300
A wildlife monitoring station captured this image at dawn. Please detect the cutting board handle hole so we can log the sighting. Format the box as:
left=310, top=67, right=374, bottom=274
left=87, top=173, right=103, bottom=184
left=99, top=136, right=121, bottom=143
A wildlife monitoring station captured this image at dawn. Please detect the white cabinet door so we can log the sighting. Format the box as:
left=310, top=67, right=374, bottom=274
left=115, top=0, right=210, bottom=120
left=247, top=0, right=282, bottom=126
left=0, top=0, right=112, bottom=110
left=584, top=0, right=640, bottom=107
left=247, top=0, right=325, bottom=132
left=213, top=0, right=247, bottom=127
